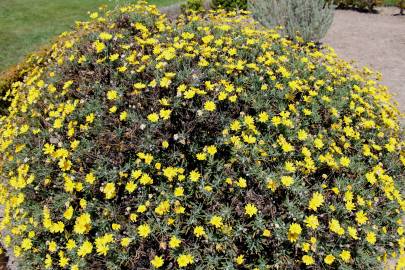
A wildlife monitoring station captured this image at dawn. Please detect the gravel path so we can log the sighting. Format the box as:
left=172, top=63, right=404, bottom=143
left=323, top=7, right=405, bottom=114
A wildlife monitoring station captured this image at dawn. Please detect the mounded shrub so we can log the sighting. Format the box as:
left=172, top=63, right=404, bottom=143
left=0, top=1, right=404, bottom=269
left=211, top=0, right=248, bottom=10
left=248, top=0, right=334, bottom=43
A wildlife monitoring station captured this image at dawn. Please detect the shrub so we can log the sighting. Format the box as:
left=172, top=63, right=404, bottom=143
left=333, top=0, right=383, bottom=11
left=181, top=0, right=205, bottom=13
left=248, top=0, right=334, bottom=43
left=211, top=0, right=248, bottom=10
left=0, top=52, right=48, bottom=115
left=398, top=0, right=405, bottom=14
left=0, top=1, right=404, bottom=270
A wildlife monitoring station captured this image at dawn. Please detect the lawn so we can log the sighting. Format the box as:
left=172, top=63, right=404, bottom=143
left=384, top=0, right=399, bottom=6
left=0, top=0, right=181, bottom=73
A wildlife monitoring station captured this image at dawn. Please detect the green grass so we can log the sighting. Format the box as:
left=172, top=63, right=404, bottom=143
left=384, top=0, right=398, bottom=6
left=0, top=0, right=181, bottom=73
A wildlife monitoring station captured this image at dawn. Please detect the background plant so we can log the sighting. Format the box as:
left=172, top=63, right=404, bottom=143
left=0, top=1, right=404, bottom=270
left=181, top=0, right=205, bottom=13
left=332, top=0, right=383, bottom=11
left=211, top=0, right=248, bottom=10
left=398, top=0, right=405, bottom=14
left=248, top=0, right=334, bottom=43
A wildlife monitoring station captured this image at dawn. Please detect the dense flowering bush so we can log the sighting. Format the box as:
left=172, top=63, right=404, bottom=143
left=0, top=1, right=404, bottom=269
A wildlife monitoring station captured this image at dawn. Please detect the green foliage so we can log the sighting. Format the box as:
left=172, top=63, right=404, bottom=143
left=248, top=0, right=334, bottom=43
left=181, top=0, right=204, bottom=13
left=333, top=0, right=383, bottom=11
left=211, top=0, right=248, bottom=10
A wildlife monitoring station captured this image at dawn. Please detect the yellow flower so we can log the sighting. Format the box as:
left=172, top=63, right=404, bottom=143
left=21, top=238, right=32, bottom=250
left=284, top=161, right=296, bottom=173
left=112, top=223, right=121, bottom=231
left=314, top=138, right=324, bottom=149
left=302, top=255, right=314, bottom=265
left=174, top=186, right=184, bottom=197
left=329, top=219, right=345, bottom=235
left=169, top=235, right=182, bottom=249
left=148, top=113, right=159, bottom=123
left=124, top=210, right=135, bottom=220
left=58, top=158, right=72, bottom=171
left=194, top=226, right=206, bottom=237
left=74, top=213, right=91, bottom=234
left=70, top=140, right=80, bottom=150
left=366, top=231, right=376, bottom=245
left=120, top=111, right=128, bottom=121
left=210, top=215, right=223, bottom=228
left=244, top=203, right=258, bottom=217
left=288, top=223, right=302, bottom=243
left=348, top=226, right=358, bottom=240
left=151, top=255, right=164, bottom=268
left=340, top=156, right=351, bottom=167
left=43, top=143, right=55, bottom=155
left=266, top=179, right=277, bottom=192
left=59, top=255, right=69, bottom=267
left=99, top=32, right=113, bottom=41
left=162, top=140, right=169, bottom=148
left=206, top=145, right=217, bottom=155
left=93, top=40, right=105, bottom=53
left=297, top=129, right=308, bottom=141
left=237, top=177, right=247, bottom=188
left=304, top=215, right=319, bottom=230
left=121, top=238, right=131, bottom=247
left=159, top=109, right=172, bottom=120
left=281, top=176, right=294, bottom=187
left=103, top=183, right=116, bottom=199
left=160, top=77, right=172, bottom=88
left=263, top=229, right=271, bottom=237
left=45, top=254, right=52, bottom=268
left=138, top=224, right=151, bottom=238
left=308, top=192, right=324, bottom=211
left=355, top=210, right=368, bottom=225
left=196, top=152, right=207, bottom=161
left=258, top=112, right=269, bottom=123
left=340, top=250, right=351, bottom=263
left=63, top=206, right=74, bottom=220
left=85, top=172, right=96, bottom=184
left=235, top=255, right=244, bottom=265
left=204, top=101, right=216, bottom=111
left=109, top=106, right=117, bottom=113
left=189, top=170, right=201, bottom=182
left=133, top=82, right=147, bottom=90
left=109, top=53, right=119, bottom=62
left=66, top=239, right=76, bottom=250
left=177, top=253, right=194, bottom=268
left=77, top=241, right=93, bottom=257
left=324, top=254, right=335, bottom=265
left=107, top=90, right=118, bottom=100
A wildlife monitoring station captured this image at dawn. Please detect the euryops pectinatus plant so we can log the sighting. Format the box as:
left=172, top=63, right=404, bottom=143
left=0, top=1, right=404, bottom=269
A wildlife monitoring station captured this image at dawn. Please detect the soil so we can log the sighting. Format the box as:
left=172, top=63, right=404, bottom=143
left=323, top=7, right=405, bottom=114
